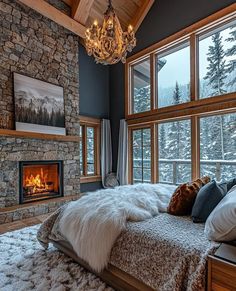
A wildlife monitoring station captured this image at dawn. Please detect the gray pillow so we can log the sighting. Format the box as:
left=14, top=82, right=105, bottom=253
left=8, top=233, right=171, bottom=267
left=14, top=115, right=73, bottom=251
left=225, top=177, right=236, bottom=192
left=191, top=180, right=227, bottom=223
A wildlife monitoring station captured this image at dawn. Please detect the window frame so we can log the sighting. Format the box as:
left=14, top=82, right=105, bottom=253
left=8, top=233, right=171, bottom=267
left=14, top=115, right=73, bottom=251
left=80, top=115, right=101, bottom=184
left=126, top=5, right=236, bottom=184
left=125, top=5, right=236, bottom=120
left=129, top=124, right=156, bottom=184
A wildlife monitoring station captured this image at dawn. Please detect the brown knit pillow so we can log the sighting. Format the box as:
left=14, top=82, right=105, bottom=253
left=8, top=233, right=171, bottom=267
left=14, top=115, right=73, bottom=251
left=167, top=176, right=210, bottom=216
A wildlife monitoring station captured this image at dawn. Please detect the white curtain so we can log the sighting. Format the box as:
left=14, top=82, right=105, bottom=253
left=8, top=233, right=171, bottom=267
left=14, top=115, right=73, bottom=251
left=101, top=119, right=112, bottom=187
left=117, top=119, right=128, bottom=185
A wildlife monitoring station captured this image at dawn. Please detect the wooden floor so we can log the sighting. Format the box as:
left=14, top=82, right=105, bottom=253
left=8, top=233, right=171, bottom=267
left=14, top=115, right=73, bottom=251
left=0, top=214, right=50, bottom=235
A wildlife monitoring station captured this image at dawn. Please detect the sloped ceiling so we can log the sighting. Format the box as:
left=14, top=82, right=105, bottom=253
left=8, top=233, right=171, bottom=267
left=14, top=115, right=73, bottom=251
left=18, top=0, right=155, bottom=38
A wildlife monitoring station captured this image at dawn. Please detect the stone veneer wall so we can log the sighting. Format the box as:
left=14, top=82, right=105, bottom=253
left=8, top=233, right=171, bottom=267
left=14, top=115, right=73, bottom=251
left=0, top=0, right=80, bottom=208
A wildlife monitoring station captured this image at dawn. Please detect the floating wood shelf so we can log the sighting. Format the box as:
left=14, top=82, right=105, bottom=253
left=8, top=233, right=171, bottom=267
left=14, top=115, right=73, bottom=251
left=0, top=129, right=80, bottom=142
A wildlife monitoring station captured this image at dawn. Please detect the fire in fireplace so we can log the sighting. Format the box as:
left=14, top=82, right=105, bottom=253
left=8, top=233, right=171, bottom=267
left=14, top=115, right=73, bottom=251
left=19, top=161, right=63, bottom=204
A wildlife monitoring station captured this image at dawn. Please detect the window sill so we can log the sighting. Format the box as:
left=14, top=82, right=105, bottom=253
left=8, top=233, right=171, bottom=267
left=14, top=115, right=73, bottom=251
left=80, top=175, right=102, bottom=184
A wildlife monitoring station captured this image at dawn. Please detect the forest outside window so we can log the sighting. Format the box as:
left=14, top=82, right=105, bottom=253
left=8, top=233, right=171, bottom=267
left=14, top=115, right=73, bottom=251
left=158, top=119, right=191, bottom=184
left=131, top=58, right=151, bottom=114
left=80, top=116, right=101, bottom=183
left=157, top=42, right=190, bottom=108
left=127, top=8, right=236, bottom=185
left=132, top=127, right=152, bottom=183
left=200, top=112, right=236, bottom=181
left=126, top=11, right=236, bottom=117
left=198, top=19, right=236, bottom=99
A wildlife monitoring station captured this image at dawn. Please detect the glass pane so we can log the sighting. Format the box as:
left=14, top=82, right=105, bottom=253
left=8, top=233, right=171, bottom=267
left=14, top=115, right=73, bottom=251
left=157, top=42, right=190, bottom=108
left=200, top=113, right=236, bottom=182
left=133, top=168, right=143, bottom=184
left=199, top=20, right=236, bottom=98
left=132, top=58, right=151, bottom=113
left=142, top=128, right=151, bottom=145
left=158, top=120, right=191, bottom=184
left=133, top=147, right=142, bottom=167
left=87, top=138, right=94, bottom=150
left=159, top=162, right=173, bottom=184
left=87, top=127, right=94, bottom=138
left=87, top=164, right=95, bottom=175
left=133, top=130, right=142, bottom=147
left=143, top=169, right=151, bottom=183
left=87, top=149, right=94, bottom=164
left=132, top=128, right=152, bottom=183
left=80, top=125, right=83, bottom=137
left=86, top=126, right=95, bottom=176
left=143, top=147, right=151, bottom=166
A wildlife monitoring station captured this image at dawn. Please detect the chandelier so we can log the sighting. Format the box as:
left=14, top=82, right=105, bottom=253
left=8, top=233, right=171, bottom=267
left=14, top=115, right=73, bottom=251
left=85, top=0, right=136, bottom=65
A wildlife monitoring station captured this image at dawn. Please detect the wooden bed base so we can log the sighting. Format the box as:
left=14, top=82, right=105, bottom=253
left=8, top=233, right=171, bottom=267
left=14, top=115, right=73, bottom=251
left=52, top=240, right=154, bottom=291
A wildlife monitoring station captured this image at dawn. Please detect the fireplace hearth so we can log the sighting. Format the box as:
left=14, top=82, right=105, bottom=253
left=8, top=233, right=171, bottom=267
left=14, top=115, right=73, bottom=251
left=19, top=161, right=63, bottom=204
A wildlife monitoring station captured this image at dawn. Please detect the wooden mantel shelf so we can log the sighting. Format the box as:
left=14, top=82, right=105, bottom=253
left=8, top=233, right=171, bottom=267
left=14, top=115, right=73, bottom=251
left=0, top=129, right=80, bottom=142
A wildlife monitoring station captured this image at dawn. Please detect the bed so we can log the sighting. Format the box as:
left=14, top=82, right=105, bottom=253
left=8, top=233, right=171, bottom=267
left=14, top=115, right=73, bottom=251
left=37, top=184, right=220, bottom=291
left=42, top=213, right=219, bottom=290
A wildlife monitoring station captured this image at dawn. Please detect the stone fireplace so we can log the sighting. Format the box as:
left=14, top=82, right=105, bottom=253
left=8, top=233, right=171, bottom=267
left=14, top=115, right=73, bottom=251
left=0, top=0, right=81, bottom=224
left=19, top=161, right=63, bottom=204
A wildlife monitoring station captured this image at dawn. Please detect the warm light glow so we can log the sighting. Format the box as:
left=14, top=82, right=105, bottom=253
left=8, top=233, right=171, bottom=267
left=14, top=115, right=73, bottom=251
left=25, top=168, right=50, bottom=194
left=85, top=0, right=136, bottom=65
left=128, top=25, right=133, bottom=32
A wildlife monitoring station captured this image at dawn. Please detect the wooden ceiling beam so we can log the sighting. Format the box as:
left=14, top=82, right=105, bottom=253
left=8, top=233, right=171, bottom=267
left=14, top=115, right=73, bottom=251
left=72, top=0, right=95, bottom=25
left=61, top=0, right=73, bottom=6
left=18, top=0, right=86, bottom=38
left=131, top=0, right=155, bottom=32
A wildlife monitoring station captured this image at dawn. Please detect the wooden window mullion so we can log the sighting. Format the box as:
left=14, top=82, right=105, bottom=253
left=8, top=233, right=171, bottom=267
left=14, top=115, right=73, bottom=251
left=151, top=123, right=158, bottom=183
left=84, top=125, right=88, bottom=176
left=191, top=116, right=200, bottom=180
left=190, top=33, right=197, bottom=102
left=150, top=53, right=156, bottom=110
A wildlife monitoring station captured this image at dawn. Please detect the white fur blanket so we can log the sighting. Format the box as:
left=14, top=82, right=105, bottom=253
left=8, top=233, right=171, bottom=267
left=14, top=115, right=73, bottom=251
left=58, top=183, right=176, bottom=272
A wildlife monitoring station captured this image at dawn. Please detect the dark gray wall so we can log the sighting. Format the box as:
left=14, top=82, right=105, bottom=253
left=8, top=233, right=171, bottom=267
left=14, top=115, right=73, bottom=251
left=79, top=45, right=109, bottom=191
left=80, top=181, right=103, bottom=193
left=109, top=0, right=235, bottom=171
left=109, top=63, right=125, bottom=171
left=79, top=45, right=109, bottom=119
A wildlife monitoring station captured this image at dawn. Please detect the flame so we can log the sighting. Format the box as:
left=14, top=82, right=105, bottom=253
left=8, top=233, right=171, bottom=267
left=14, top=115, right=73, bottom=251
left=25, top=168, right=50, bottom=194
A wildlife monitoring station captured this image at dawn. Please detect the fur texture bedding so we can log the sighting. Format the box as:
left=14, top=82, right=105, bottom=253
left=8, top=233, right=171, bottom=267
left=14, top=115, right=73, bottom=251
left=38, top=183, right=176, bottom=272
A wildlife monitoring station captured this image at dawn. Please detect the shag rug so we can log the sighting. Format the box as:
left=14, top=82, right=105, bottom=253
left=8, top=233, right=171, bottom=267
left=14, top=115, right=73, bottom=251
left=0, top=225, right=113, bottom=291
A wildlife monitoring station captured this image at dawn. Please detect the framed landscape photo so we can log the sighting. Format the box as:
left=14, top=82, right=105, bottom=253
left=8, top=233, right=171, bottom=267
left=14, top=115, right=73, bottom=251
left=13, top=73, right=66, bottom=135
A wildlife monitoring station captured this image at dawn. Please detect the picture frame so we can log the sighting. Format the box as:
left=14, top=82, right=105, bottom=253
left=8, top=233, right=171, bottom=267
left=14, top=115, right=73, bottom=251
left=13, top=73, right=66, bottom=135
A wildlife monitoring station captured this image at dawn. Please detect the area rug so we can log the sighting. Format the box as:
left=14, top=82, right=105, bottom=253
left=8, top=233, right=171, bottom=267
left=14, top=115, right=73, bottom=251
left=0, top=225, right=114, bottom=291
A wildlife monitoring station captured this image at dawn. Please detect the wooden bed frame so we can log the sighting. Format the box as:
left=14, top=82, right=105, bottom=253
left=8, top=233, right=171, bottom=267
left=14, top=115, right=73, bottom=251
left=52, top=240, right=154, bottom=291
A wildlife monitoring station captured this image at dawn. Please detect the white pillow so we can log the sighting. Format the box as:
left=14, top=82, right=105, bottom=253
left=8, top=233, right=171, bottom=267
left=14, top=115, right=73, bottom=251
left=204, top=185, right=236, bottom=241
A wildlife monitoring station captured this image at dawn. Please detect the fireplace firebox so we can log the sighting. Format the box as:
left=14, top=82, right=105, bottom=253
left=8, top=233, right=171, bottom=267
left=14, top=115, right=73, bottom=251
left=19, top=161, right=63, bottom=204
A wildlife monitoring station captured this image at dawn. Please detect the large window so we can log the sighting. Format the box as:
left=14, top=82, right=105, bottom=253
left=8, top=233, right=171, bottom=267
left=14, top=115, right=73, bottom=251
left=132, top=127, right=152, bottom=183
left=127, top=7, right=236, bottom=185
left=127, top=10, right=236, bottom=117
left=157, top=42, right=190, bottom=108
left=80, top=116, right=101, bottom=183
left=158, top=120, right=191, bottom=184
